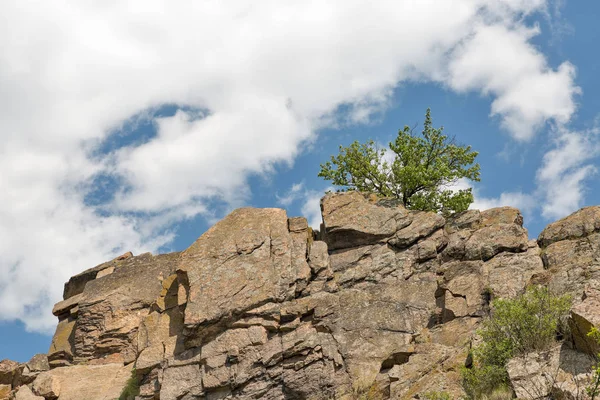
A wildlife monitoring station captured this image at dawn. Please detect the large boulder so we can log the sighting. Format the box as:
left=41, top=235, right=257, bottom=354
left=178, top=209, right=311, bottom=330
left=48, top=252, right=181, bottom=366
left=30, top=363, right=132, bottom=400
left=32, top=372, right=60, bottom=399
left=14, top=386, right=43, bottom=400
left=570, top=285, right=600, bottom=356
left=320, top=192, right=411, bottom=250
left=0, top=384, right=10, bottom=400
left=61, top=251, right=133, bottom=300
left=18, top=354, right=49, bottom=385
left=0, top=359, right=20, bottom=387
left=507, top=345, right=595, bottom=400
left=533, top=206, right=600, bottom=299
left=538, top=206, right=600, bottom=248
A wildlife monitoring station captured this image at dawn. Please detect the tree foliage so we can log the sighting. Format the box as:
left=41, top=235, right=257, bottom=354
left=318, top=108, right=480, bottom=215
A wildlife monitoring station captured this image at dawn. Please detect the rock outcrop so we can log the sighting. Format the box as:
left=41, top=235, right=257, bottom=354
left=3, top=193, right=600, bottom=400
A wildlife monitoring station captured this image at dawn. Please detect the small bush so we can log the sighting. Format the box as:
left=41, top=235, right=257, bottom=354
left=352, top=381, right=385, bottom=400
left=462, top=286, right=571, bottom=399
left=587, top=327, right=600, bottom=400
left=480, top=386, right=513, bottom=400
left=422, top=390, right=452, bottom=400
left=462, top=365, right=510, bottom=400
left=118, top=369, right=140, bottom=400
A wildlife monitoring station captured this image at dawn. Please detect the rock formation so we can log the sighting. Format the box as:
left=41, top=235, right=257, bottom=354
left=2, top=191, right=600, bottom=399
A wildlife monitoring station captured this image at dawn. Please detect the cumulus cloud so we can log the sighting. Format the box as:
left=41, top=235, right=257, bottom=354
left=301, top=191, right=327, bottom=231
left=277, top=182, right=307, bottom=207
left=447, top=178, right=535, bottom=218
left=277, top=182, right=328, bottom=230
left=472, top=191, right=537, bottom=215
left=447, top=24, right=579, bottom=140
left=466, top=125, right=600, bottom=223
left=536, top=126, right=600, bottom=219
left=0, top=0, right=581, bottom=332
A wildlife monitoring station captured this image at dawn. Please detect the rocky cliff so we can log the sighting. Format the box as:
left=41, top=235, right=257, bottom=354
left=2, top=191, right=600, bottom=400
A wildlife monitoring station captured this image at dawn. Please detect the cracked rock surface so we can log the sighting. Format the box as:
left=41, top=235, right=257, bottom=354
left=4, top=193, right=600, bottom=399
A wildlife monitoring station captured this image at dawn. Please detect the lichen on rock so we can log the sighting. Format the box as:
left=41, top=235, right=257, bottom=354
left=5, top=192, right=600, bottom=400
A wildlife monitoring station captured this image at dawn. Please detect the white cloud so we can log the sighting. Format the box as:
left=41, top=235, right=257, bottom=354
left=467, top=125, right=600, bottom=223
left=448, top=178, right=535, bottom=216
left=447, top=24, right=579, bottom=140
left=536, top=127, right=600, bottom=219
left=472, top=191, right=537, bottom=215
left=301, top=191, right=327, bottom=231
left=0, top=0, right=581, bottom=332
left=277, top=182, right=328, bottom=230
left=277, top=182, right=306, bottom=207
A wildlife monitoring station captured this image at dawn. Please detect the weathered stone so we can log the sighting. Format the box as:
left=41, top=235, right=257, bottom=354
left=95, top=266, right=114, bottom=279
left=288, top=216, right=309, bottom=233
left=480, top=206, right=523, bottom=227
left=29, top=194, right=600, bottom=400
left=388, top=343, right=467, bottom=399
left=19, top=354, right=49, bottom=384
left=51, top=294, right=82, bottom=317
left=30, top=363, right=132, bottom=400
left=332, top=243, right=398, bottom=286
left=0, top=384, right=10, bottom=400
left=422, top=317, right=479, bottom=348
left=390, top=211, right=445, bottom=249
left=14, top=385, right=43, bottom=400
left=507, top=345, right=595, bottom=400
left=537, top=232, right=600, bottom=297
left=178, top=208, right=303, bottom=329
left=486, top=246, right=544, bottom=299
left=138, top=277, right=184, bottom=372
left=47, top=318, right=75, bottom=368
left=71, top=252, right=180, bottom=364
left=570, top=286, right=600, bottom=356
left=326, top=282, right=438, bottom=383
left=25, top=355, right=48, bottom=374
left=445, top=209, right=481, bottom=234
left=0, top=359, right=20, bottom=386
left=438, top=261, right=485, bottom=319
left=308, top=240, right=331, bottom=277
left=32, top=372, right=60, bottom=399
left=160, top=364, right=203, bottom=400
left=321, top=191, right=409, bottom=250
left=62, top=252, right=134, bottom=300
left=154, top=273, right=179, bottom=312
left=464, top=223, right=528, bottom=261
left=538, top=206, right=600, bottom=248
left=290, top=222, right=312, bottom=294
left=441, top=229, right=473, bottom=261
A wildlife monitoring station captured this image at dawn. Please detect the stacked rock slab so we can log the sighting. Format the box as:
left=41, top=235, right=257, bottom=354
left=5, top=192, right=600, bottom=399
left=536, top=207, right=600, bottom=355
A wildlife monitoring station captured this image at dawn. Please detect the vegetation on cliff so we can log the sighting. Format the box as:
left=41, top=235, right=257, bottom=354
left=318, top=108, right=480, bottom=215
left=462, top=286, right=572, bottom=399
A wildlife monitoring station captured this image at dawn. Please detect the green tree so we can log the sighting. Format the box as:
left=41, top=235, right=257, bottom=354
left=318, top=108, right=480, bottom=215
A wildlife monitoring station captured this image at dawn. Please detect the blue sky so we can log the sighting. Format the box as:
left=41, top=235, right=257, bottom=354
left=1, top=1, right=599, bottom=362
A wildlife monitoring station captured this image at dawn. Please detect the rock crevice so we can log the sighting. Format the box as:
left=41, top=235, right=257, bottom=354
left=3, top=192, right=600, bottom=400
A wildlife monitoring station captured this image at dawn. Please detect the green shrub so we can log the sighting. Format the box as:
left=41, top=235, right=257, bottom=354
left=352, top=380, right=385, bottom=400
left=462, top=365, right=510, bottom=400
left=422, top=390, right=452, bottom=400
left=462, top=286, right=571, bottom=399
left=118, top=368, right=140, bottom=400
left=480, top=386, right=513, bottom=400
left=587, top=327, right=600, bottom=400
